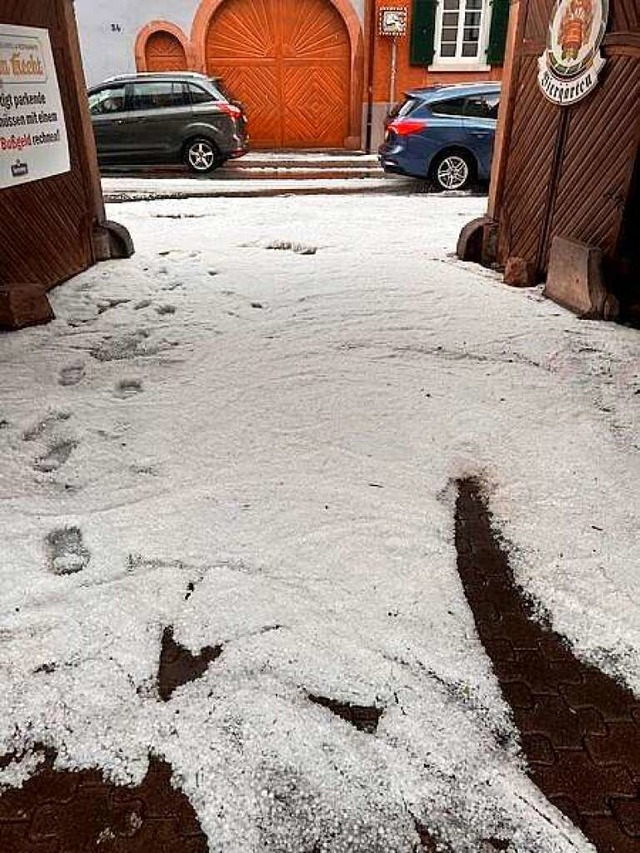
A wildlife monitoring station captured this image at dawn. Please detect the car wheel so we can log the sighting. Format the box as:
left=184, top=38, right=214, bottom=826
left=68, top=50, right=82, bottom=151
left=432, top=151, right=474, bottom=191
left=185, top=138, right=221, bottom=174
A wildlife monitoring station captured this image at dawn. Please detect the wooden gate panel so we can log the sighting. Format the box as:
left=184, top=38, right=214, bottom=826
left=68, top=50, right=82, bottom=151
left=205, top=0, right=351, bottom=149
left=206, top=0, right=276, bottom=59
left=547, top=55, right=640, bottom=263
left=610, top=0, right=640, bottom=32
left=282, top=66, right=348, bottom=147
left=524, top=0, right=554, bottom=43
left=215, top=64, right=281, bottom=147
left=280, top=0, right=350, bottom=61
left=145, top=32, right=188, bottom=72
left=498, top=55, right=562, bottom=265
left=0, top=0, right=95, bottom=291
left=280, top=0, right=349, bottom=148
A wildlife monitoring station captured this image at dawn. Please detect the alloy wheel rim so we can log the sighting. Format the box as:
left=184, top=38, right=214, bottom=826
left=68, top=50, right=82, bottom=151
left=437, top=156, right=469, bottom=190
left=189, top=142, right=215, bottom=171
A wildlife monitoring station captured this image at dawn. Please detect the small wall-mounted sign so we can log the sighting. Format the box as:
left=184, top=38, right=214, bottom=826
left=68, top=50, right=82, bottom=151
left=379, top=7, right=408, bottom=37
left=538, top=0, right=609, bottom=105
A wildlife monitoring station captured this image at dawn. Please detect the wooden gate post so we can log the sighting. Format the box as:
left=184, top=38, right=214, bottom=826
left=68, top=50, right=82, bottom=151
left=0, top=0, right=133, bottom=331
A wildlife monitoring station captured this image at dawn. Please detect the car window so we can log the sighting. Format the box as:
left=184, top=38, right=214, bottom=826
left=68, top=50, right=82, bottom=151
left=390, top=98, right=424, bottom=120
left=188, top=84, right=217, bottom=105
left=89, top=86, right=126, bottom=116
left=130, top=82, right=190, bottom=112
left=208, top=80, right=229, bottom=100
left=464, top=93, right=500, bottom=119
left=430, top=97, right=466, bottom=117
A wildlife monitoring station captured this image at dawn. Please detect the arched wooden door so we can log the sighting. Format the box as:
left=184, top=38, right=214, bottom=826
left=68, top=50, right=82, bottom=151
left=145, top=31, right=188, bottom=72
left=205, top=0, right=351, bottom=148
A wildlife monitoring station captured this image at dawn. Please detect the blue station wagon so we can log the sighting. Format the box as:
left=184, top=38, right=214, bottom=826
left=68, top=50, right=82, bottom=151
left=378, top=82, right=501, bottom=190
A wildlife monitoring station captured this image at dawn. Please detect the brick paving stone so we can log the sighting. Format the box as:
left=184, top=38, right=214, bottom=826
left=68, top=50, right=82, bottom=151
left=585, top=722, right=640, bottom=775
left=514, top=697, right=603, bottom=749
left=611, top=798, right=640, bottom=836
left=494, top=649, right=559, bottom=696
left=521, top=733, right=556, bottom=765
left=158, top=626, right=223, bottom=702
left=501, top=680, right=535, bottom=709
left=482, top=638, right=515, bottom=661
left=534, top=750, right=636, bottom=812
left=561, top=671, right=640, bottom=722
left=581, top=816, right=640, bottom=853
left=455, top=478, right=640, bottom=853
left=0, top=825, right=60, bottom=853
left=548, top=795, right=583, bottom=829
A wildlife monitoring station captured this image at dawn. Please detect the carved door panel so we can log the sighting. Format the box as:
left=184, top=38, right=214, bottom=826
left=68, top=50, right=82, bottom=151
left=145, top=32, right=188, bottom=72
left=206, top=0, right=350, bottom=148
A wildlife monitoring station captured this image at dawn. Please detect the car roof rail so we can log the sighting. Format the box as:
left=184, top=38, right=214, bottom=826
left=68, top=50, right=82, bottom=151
left=101, top=71, right=211, bottom=84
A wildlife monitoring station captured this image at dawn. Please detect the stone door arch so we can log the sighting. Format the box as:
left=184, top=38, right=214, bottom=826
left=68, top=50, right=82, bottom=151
left=136, top=22, right=194, bottom=73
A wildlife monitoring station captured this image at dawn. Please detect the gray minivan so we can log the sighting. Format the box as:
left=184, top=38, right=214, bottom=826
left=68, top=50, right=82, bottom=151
left=88, top=72, right=248, bottom=173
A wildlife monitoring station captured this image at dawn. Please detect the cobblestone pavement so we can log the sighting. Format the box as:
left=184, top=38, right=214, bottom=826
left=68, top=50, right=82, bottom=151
left=455, top=478, right=640, bottom=853
left=2, top=481, right=639, bottom=852
left=0, top=751, right=207, bottom=853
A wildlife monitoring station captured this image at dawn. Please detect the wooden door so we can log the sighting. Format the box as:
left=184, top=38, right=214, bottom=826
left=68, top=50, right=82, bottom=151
left=145, top=31, right=188, bottom=72
left=205, top=0, right=351, bottom=148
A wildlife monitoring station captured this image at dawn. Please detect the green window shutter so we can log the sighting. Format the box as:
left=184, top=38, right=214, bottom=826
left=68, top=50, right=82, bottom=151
left=486, top=0, right=510, bottom=65
left=410, top=0, right=438, bottom=67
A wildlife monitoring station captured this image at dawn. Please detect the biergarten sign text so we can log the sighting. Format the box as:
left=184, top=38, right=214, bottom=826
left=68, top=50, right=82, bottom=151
left=538, top=0, right=608, bottom=105
left=0, top=24, right=70, bottom=189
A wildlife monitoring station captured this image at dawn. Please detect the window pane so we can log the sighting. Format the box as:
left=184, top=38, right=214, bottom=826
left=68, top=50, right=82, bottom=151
left=396, top=98, right=421, bottom=117
left=431, top=97, right=466, bottom=115
left=89, top=86, right=126, bottom=115
left=464, top=95, right=503, bottom=119
left=131, top=82, right=189, bottom=111
left=441, top=26, right=459, bottom=41
left=466, top=0, right=483, bottom=8
left=462, top=42, right=480, bottom=56
left=441, top=43, right=458, bottom=56
left=465, top=11, right=482, bottom=25
left=189, top=84, right=215, bottom=105
left=443, top=0, right=460, bottom=9
left=464, top=27, right=480, bottom=40
left=443, top=12, right=459, bottom=26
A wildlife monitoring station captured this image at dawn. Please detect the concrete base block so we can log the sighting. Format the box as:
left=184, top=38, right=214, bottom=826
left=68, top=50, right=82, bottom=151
left=504, top=256, right=536, bottom=287
left=544, top=236, right=619, bottom=320
left=457, top=217, right=500, bottom=267
left=0, top=284, right=55, bottom=330
left=457, top=216, right=489, bottom=264
left=92, top=220, right=135, bottom=262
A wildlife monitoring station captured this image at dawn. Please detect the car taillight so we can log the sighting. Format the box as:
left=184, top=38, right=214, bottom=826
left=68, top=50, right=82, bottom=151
left=218, top=102, right=243, bottom=119
left=388, top=118, right=427, bottom=136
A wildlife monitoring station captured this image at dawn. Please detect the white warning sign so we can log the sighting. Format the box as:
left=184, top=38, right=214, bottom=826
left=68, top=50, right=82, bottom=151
left=0, top=24, right=71, bottom=188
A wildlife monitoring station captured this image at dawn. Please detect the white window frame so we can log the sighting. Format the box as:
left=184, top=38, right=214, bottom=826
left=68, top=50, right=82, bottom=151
left=429, top=0, right=493, bottom=71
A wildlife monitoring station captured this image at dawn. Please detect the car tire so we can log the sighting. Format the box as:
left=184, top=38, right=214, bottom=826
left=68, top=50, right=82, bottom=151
left=431, top=150, right=475, bottom=192
left=184, top=138, right=221, bottom=174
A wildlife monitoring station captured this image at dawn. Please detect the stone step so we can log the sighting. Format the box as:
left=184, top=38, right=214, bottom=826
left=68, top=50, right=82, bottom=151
left=216, top=165, right=387, bottom=181
left=238, top=152, right=379, bottom=170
